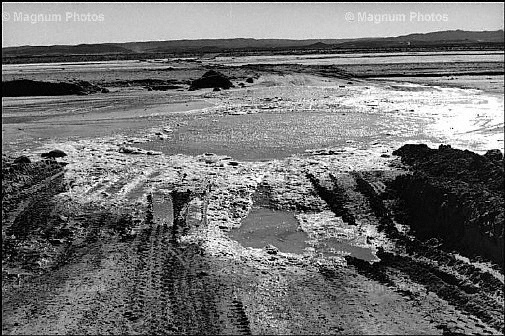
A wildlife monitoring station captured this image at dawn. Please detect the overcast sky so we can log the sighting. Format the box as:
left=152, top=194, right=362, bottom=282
left=2, top=2, right=504, bottom=47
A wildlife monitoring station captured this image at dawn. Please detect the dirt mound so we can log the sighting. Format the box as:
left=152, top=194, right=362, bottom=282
left=484, top=149, right=504, bottom=162
left=2, top=79, right=106, bottom=97
left=13, top=156, right=31, bottom=164
left=41, top=149, right=67, bottom=159
left=391, top=144, right=504, bottom=265
left=348, top=170, right=504, bottom=333
left=189, top=70, right=234, bottom=90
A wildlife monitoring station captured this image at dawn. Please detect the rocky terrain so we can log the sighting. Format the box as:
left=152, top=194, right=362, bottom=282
left=2, top=53, right=504, bottom=335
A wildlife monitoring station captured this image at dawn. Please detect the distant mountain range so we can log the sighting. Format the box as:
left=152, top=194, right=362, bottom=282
left=2, top=29, right=503, bottom=58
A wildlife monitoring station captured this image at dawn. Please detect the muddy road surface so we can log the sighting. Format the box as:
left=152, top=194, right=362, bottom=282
left=2, top=56, right=504, bottom=335
left=2, top=144, right=503, bottom=335
left=2, top=166, right=251, bottom=335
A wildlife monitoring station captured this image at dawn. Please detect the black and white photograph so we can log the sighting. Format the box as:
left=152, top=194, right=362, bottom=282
left=2, top=2, right=504, bottom=335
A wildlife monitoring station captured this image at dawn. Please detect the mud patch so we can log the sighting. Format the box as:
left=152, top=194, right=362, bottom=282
left=229, top=207, right=308, bottom=254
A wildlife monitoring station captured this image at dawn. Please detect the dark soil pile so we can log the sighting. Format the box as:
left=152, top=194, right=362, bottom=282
left=2, top=156, right=68, bottom=274
left=391, top=144, right=504, bottom=265
left=348, top=169, right=504, bottom=333
left=41, top=149, right=67, bottom=159
left=2, top=79, right=106, bottom=97
left=189, top=70, right=234, bottom=90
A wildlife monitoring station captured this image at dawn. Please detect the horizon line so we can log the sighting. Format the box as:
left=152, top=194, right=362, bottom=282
left=3, top=28, right=504, bottom=49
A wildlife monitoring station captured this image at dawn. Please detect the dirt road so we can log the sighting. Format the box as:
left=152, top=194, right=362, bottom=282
left=2, top=145, right=503, bottom=334
left=2, top=62, right=504, bottom=334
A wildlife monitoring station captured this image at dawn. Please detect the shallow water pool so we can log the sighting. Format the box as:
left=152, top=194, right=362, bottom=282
left=229, top=207, right=308, bottom=254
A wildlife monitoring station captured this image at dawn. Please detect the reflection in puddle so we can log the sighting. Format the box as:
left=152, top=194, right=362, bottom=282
left=152, top=192, right=173, bottom=226
left=229, top=207, right=308, bottom=254
left=231, top=207, right=378, bottom=262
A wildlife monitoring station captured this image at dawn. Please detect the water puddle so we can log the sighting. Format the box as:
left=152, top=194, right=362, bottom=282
left=151, top=192, right=173, bottom=226
left=229, top=207, right=308, bottom=254
left=134, top=111, right=384, bottom=161
left=318, top=237, right=377, bottom=262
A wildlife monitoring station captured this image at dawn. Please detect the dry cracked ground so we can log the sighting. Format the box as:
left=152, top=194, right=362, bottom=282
left=2, top=61, right=504, bottom=335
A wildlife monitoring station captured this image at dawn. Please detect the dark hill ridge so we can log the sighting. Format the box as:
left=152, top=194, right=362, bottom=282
left=2, top=30, right=503, bottom=58
left=305, top=42, right=333, bottom=49
left=395, top=29, right=505, bottom=43
left=334, top=30, right=504, bottom=49
left=3, top=43, right=134, bottom=56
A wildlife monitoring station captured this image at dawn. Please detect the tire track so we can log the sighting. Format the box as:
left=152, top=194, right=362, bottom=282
left=349, top=171, right=504, bottom=334
left=306, top=172, right=356, bottom=225
left=117, top=190, right=252, bottom=335
left=3, top=177, right=253, bottom=335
